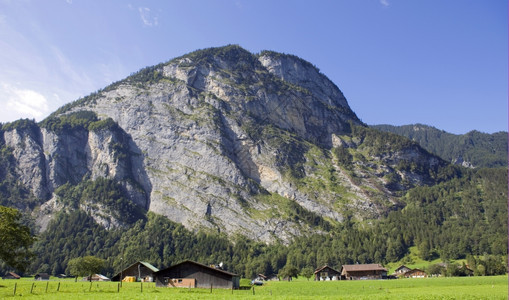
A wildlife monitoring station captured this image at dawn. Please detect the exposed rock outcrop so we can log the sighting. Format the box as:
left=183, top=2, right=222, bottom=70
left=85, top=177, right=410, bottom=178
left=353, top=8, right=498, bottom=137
left=0, top=46, right=447, bottom=243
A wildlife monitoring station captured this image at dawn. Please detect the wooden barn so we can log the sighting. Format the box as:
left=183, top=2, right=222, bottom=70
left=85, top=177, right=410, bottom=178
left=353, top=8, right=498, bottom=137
left=154, top=260, right=240, bottom=289
left=341, top=264, right=388, bottom=280
left=2, top=272, right=20, bottom=279
left=111, top=261, right=159, bottom=282
left=314, top=265, right=342, bottom=281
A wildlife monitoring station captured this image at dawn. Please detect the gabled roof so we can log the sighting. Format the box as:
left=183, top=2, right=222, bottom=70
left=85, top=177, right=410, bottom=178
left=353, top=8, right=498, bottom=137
left=341, top=264, right=387, bottom=272
left=395, top=265, right=410, bottom=272
left=139, top=261, right=159, bottom=273
left=112, top=261, right=160, bottom=280
left=3, top=272, right=21, bottom=279
left=91, top=274, right=110, bottom=280
left=155, top=260, right=239, bottom=277
left=314, top=265, right=341, bottom=274
left=120, top=261, right=159, bottom=273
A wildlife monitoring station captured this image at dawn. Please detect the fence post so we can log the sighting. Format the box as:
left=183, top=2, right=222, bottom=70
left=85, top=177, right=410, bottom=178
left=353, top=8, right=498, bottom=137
left=252, top=286, right=255, bottom=295
left=13, top=282, right=17, bottom=296
left=46, top=281, right=49, bottom=293
left=117, top=283, right=120, bottom=293
left=141, top=282, right=143, bottom=293
left=57, top=282, right=60, bottom=292
left=30, top=282, right=35, bottom=294
left=210, top=283, right=213, bottom=293
left=89, top=281, right=92, bottom=291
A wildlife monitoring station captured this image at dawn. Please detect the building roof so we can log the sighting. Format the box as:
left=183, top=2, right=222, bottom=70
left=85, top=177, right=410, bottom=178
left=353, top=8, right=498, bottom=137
left=3, top=272, right=21, bottom=279
left=155, top=260, right=239, bottom=277
left=112, top=261, right=160, bottom=280
left=92, top=274, right=110, bottom=280
left=341, top=264, right=387, bottom=272
left=314, top=265, right=341, bottom=274
left=395, top=265, right=410, bottom=272
left=138, top=261, right=159, bottom=272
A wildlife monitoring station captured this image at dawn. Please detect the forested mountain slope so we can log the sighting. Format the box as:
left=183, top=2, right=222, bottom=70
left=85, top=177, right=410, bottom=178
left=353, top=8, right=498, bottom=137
left=372, top=124, right=507, bottom=168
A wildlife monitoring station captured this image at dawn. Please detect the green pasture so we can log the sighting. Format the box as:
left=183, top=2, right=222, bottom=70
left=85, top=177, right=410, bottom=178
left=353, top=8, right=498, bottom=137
left=0, top=275, right=507, bottom=299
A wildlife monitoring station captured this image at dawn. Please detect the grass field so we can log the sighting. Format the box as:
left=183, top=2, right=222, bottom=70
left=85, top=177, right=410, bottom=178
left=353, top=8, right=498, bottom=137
left=0, top=275, right=507, bottom=299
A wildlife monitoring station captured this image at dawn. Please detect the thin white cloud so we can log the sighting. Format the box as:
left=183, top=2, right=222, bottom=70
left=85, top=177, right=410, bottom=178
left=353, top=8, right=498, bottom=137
left=380, top=0, right=389, bottom=7
left=50, top=45, right=94, bottom=89
left=1, top=83, right=50, bottom=120
left=138, top=7, right=158, bottom=27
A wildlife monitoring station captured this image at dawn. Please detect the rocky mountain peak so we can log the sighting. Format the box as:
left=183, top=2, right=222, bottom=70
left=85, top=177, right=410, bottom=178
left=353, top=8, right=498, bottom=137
left=1, top=45, right=449, bottom=243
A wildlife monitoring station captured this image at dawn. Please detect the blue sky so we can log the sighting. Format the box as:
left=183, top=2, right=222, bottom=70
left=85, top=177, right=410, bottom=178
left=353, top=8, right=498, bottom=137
left=0, top=0, right=506, bottom=134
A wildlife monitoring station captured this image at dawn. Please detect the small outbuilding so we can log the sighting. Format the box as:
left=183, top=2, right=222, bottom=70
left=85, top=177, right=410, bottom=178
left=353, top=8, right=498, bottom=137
left=341, top=264, right=387, bottom=280
left=111, top=261, right=159, bottom=282
left=154, top=260, right=240, bottom=289
left=314, top=265, right=342, bottom=281
left=2, top=272, right=21, bottom=279
left=85, top=274, right=110, bottom=281
left=34, top=273, right=50, bottom=281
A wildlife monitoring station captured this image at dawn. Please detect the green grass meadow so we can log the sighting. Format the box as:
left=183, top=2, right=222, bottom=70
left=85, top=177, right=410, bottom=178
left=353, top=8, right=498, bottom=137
left=0, top=276, right=507, bottom=299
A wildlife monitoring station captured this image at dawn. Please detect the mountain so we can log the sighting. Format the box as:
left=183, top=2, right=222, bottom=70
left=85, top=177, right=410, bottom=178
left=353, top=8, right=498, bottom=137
left=372, top=124, right=507, bottom=169
left=1, top=45, right=451, bottom=243
left=1, top=45, right=506, bottom=277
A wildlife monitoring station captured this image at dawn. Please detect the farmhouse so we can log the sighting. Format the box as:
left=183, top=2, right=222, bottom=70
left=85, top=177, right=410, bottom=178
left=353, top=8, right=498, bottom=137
left=2, top=272, right=20, bottom=279
left=403, top=268, right=427, bottom=278
left=154, top=260, right=240, bottom=289
left=394, top=265, right=411, bottom=276
left=111, top=261, right=159, bottom=282
left=341, top=264, right=388, bottom=280
left=314, top=265, right=342, bottom=281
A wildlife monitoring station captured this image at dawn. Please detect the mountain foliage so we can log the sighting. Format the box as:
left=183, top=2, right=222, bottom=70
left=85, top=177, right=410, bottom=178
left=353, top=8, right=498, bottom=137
left=372, top=124, right=507, bottom=168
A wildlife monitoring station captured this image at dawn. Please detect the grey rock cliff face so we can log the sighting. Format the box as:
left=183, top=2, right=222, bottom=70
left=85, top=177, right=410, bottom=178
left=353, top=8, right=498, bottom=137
left=1, top=46, right=444, bottom=243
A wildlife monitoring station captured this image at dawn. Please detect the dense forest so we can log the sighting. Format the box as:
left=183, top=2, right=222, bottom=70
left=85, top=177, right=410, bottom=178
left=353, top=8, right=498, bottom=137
left=372, top=124, right=507, bottom=168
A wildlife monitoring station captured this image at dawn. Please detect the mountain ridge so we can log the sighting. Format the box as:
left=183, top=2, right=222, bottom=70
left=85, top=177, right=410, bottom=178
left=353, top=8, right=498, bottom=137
left=372, top=123, right=507, bottom=168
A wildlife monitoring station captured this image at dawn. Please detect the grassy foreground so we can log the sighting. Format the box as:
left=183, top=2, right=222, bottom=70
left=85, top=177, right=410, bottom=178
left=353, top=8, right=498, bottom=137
left=0, top=275, right=507, bottom=299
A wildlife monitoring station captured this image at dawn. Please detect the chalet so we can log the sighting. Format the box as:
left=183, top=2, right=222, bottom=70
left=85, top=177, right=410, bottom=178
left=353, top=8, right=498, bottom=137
left=393, top=265, right=411, bottom=276
left=341, top=264, right=387, bottom=280
left=314, top=265, right=342, bottom=281
left=403, top=268, right=427, bottom=278
left=2, top=272, right=21, bottom=279
left=34, top=273, right=50, bottom=280
left=111, top=261, right=159, bottom=282
left=154, top=260, right=240, bottom=289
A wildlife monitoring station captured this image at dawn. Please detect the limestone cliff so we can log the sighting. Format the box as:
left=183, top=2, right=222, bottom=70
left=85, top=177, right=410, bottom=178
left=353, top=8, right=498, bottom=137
left=0, top=46, right=448, bottom=243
